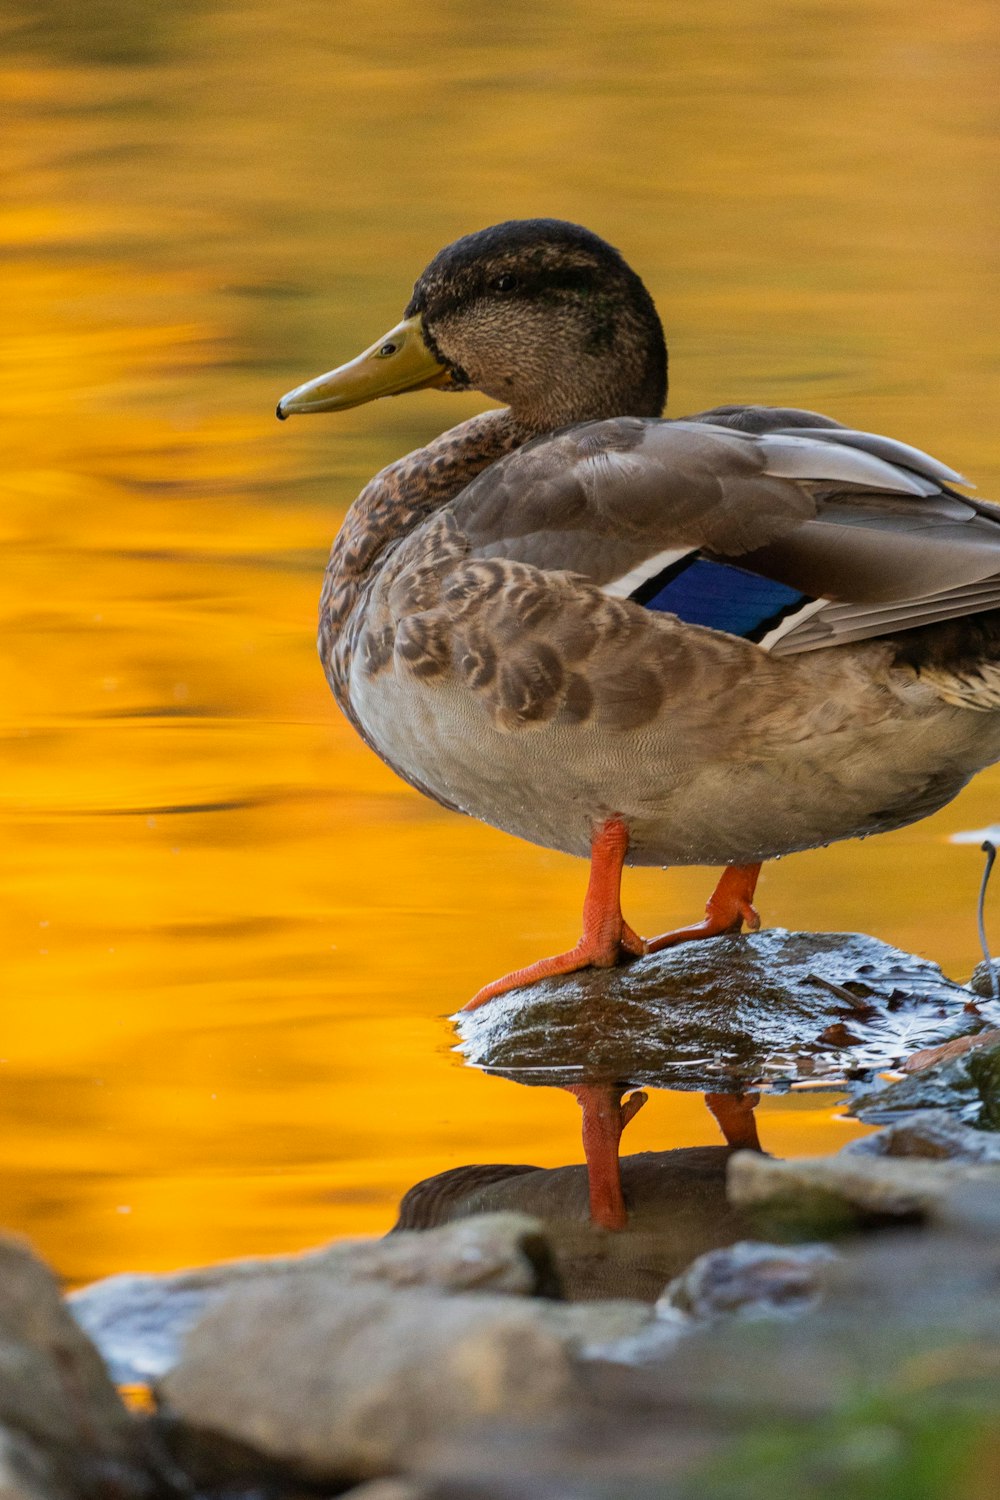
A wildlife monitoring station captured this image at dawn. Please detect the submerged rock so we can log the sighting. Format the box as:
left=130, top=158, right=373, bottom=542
left=843, top=1109, right=1000, bottom=1162
left=663, top=1240, right=837, bottom=1321
left=456, top=930, right=982, bottom=1092
left=157, top=1280, right=650, bottom=1487
left=853, top=1034, right=1000, bottom=1129
left=0, top=1236, right=155, bottom=1500
left=71, top=1213, right=557, bottom=1387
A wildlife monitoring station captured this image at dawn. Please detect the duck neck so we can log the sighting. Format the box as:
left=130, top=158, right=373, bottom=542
left=320, top=405, right=529, bottom=668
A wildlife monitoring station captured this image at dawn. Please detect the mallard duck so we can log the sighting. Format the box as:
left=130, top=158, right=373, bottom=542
left=277, top=219, right=1000, bottom=1009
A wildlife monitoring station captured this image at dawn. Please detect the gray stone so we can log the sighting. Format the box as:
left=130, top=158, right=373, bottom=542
left=340, top=1483, right=436, bottom=1500
left=0, top=1426, right=69, bottom=1500
left=456, top=930, right=982, bottom=1092
left=583, top=1224, right=1000, bottom=1431
left=72, top=1212, right=555, bottom=1385
left=843, top=1109, right=1000, bottom=1162
left=936, top=1178, right=1000, bottom=1237
left=157, top=1279, right=651, bottom=1485
left=0, top=1236, right=155, bottom=1500
left=727, top=1149, right=1000, bottom=1226
left=406, top=1210, right=1000, bottom=1494
left=662, top=1240, right=837, bottom=1321
left=852, top=1034, right=1000, bottom=1129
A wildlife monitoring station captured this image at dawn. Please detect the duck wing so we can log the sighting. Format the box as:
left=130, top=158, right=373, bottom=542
left=451, top=412, right=1000, bottom=657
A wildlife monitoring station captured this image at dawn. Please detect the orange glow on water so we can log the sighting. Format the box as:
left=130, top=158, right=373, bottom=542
left=2, top=1, right=999, bottom=1286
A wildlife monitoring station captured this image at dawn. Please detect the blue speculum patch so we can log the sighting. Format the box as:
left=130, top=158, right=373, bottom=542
left=633, top=556, right=810, bottom=641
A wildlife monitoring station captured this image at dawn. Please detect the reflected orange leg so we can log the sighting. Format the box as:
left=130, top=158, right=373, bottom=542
left=566, top=1083, right=648, bottom=1230
left=705, top=1091, right=763, bottom=1151
left=464, top=816, right=643, bottom=1011
left=646, top=862, right=763, bottom=953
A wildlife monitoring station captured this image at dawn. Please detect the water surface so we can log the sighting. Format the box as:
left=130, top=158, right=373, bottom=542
left=3, top=0, right=999, bottom=1284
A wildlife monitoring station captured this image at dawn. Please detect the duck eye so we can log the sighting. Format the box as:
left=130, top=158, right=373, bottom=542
left=377, top=341, right=399, bottom=357
left=491, top=273, right=518, bottom=294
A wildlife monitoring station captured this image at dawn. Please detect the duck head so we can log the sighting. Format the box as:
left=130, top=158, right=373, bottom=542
left=277, top=219, right=667, bottom=432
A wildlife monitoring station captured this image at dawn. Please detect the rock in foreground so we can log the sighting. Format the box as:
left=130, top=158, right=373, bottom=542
left=71, top=1213, right=557, bottom=1386
left=728, top=1148, right=1000, bottom=1230
left=0, top=1236, right=155, bottom=1500
left=157, top=1280, right=651, bottom=1486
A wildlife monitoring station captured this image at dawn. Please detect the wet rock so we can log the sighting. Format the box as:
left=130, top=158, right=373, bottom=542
left=843, top=1109, right=1000, bottom=1162
left=393, top=1148, right=756, bottom=1302
left=663, top=1240, right=837, bottom=1321
left=456, top=930, right=982, bottom=1092
left=899, top=1026, right=1000, bottom=1073
left=970, top=959, right=1000, bottom=998
left=0, top=1236, right=155, bottom=1500
left=394, top=1167, right=540, bottom=1230
left=72, top=1212, right=555, bottom=1386
left=157, top=1280, right=651, bottom=1487
left=852, top=1034, right=1000, bottom=1128
left=727, top=1149, right=1000, bottom=1230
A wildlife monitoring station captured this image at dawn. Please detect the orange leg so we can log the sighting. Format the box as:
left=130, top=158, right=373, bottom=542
left=705, top=1091, right=763, bottom=1151
left=646, top=862, right=763, bottom=953
left=464, top=816, right=643, bottom=1012
left=565, top=1083, right=647, bottom=1230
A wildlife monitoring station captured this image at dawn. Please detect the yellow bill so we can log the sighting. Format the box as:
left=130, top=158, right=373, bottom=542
left=276, top=315, right=448, bottom=419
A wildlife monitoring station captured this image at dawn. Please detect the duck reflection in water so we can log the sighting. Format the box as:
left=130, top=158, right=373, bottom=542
left=393, top=1087, right=763, bottom=1299
left=567, top=1082, right=761, bottom=1231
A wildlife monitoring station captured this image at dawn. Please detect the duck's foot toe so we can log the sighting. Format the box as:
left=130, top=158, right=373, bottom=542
left=646, top=862, right=762, bottom=954
left=464, top=923, right=644, bottom=1012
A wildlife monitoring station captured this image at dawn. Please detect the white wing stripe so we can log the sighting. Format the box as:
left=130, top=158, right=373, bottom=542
left=601, top=547, right=695, bottom=599
left=757, top=597, right=829, bottom=651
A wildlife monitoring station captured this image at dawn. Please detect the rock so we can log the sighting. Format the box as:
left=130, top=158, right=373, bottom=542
left=0, top=1426, right=70, bottom=1500
left=899, top=1026, right=1000, bottom=1073
left=662, top=1240, right=837, bottom=1321
left=407, top=1210, right=1000, bottom=1496
left=727, top=1149, right=1000, bottom=1230
left=937, top=1178, right=1000, bottom=1237
left=842, top=1110, right=1000, bottom=1162
left=393, top=1148, right=756, bottom=1302
left=157, top=1281, right=651, bottom=1486
left=394, top=1167, right=541, bottom=1230
left=72, top=1212, right=556, bottom=1386
left=970, top=959, right=1000, bottom=998
left=582, top=1219, right=1000, bottom=1432
left=340, top=1483, right=436, bottom=1500
left=0, top=1236, right=156, bottom=1500
left=455, top=930, right=982, bottom=1092
left=852, top=1034, right=1000, bottom=1128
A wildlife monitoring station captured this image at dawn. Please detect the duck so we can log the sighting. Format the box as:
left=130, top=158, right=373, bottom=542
left=277, top=218, right=1000, bottom=1010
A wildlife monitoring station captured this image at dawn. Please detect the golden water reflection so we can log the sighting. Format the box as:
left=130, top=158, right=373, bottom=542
left=2, top=0, right=999, bottom=1285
